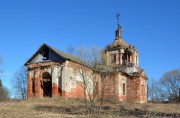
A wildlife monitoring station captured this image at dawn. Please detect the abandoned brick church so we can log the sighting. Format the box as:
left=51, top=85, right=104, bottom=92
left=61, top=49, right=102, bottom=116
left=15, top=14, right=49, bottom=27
left=25, top=21, right=148, bottom=103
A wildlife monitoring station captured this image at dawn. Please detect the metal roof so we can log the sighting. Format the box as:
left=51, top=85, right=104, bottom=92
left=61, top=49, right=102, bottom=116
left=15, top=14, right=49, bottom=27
left=25, top=43, right=86, bottom=66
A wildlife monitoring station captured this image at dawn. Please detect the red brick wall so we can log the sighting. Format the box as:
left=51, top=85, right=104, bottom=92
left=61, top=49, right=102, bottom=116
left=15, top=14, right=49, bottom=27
left=27, top=73, right=33, bottom=98
left=62, top=82, right=84, bottom=98
left=127, top=76, right=140, bottom=102
left=27, top=61, right=147, bottom=103
left=52, top=83, right=60, bottom=96
left=140, top=77, right=147, bottom=102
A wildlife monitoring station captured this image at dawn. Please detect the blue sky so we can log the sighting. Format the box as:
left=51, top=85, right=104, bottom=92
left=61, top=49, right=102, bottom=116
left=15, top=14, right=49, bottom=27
left=0, top=0, right=180, bottom=96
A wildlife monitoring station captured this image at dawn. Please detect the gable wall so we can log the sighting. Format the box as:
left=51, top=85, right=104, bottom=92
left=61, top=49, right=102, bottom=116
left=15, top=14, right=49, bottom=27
left=31, top=54, right=43, bottom=63
left=49, top=49, right=61, bottom=61
left=30, top=48, right=61, bottom=64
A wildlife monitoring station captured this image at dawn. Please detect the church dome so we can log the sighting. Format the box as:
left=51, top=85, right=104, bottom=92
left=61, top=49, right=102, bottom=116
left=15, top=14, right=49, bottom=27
left=111, top=37, right=129, bottom=48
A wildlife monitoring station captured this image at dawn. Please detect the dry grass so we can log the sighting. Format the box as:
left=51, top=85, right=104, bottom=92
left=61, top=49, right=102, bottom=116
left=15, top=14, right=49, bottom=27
left=0, top=97, right=179, bottom=118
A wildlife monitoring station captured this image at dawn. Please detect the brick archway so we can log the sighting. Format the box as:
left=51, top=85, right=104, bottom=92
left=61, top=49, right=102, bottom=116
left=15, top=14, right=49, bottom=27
left=42, top=72, right=52, bottom=97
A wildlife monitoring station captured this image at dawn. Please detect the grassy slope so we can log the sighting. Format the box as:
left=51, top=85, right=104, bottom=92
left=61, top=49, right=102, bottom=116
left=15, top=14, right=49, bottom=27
left=0, top=97, right=179, bottom=118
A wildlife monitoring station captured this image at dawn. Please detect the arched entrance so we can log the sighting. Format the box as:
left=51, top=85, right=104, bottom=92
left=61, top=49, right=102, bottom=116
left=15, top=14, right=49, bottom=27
left=42, top=72, right=52, bottom=97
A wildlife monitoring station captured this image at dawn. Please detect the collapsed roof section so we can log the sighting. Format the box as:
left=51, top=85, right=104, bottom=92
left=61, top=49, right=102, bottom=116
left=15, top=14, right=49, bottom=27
left=94, top=62, right=147, bottom=78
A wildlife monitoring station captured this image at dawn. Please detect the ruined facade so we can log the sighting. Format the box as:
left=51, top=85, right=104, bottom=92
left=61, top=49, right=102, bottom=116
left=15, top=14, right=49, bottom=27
left=101, top=23, right=148, bottom=102
left=25, top=22, right=148, bottom=103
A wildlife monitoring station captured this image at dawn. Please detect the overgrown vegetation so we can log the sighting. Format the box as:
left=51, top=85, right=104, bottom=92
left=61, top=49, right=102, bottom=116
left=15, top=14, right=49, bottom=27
left=74, top=46, right=107, bottom=115
left=0, top=97, right=179, bottom=118
left=71, top=46, right=118, bottom=115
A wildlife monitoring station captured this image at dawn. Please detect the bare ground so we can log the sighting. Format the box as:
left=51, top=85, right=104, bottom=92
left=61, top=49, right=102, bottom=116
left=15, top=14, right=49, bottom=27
left=0, top=97, right=179, bottom=118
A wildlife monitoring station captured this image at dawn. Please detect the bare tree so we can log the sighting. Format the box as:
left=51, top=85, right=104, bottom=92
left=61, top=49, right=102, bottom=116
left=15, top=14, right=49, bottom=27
left=0, top=79, right=9, bottom=102
left=13, top=66, right=27, bottom=99
left=159, top=69, right=180, bottom=103
left=74, top=46, right=115, bottom=115
left=148, top=78, right=162, bottom=102
left=75, top=46, right=96, bottom=114
left=0, top=57, right=9, bottom=101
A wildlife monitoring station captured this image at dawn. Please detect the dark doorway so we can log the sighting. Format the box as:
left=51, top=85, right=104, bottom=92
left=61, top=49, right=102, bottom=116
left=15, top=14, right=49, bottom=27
left=42, top=72, right=52, bottom=97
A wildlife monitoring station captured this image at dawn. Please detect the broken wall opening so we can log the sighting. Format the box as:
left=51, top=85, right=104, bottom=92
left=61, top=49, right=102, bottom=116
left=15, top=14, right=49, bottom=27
left=42, top=72, right=52, bottom=97
left=42, top=48, right=49, bottom=60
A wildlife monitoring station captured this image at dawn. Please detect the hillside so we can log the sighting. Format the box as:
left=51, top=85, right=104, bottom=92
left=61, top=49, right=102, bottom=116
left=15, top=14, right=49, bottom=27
left=0, top=97, right=179, bottom=118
